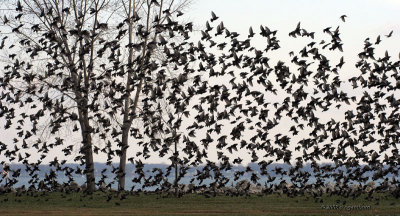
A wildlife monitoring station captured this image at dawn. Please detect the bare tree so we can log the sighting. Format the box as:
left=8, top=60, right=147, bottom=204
left=0, top=0, right=124, bottom=193
left=107, top=0, right=192, bottom=191
left=0, top=0, right=193, bottom=192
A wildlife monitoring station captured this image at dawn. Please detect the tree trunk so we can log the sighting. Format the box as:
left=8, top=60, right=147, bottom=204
left=83, top=133, right=95, bottom=193
left=174, top=150, right=179, bottom=196
left=118, top=127, right=129, bottom=191
left=173, top=129, right=179, bottom=196
left=78, top=102, right=95, bottom=194
left=118, top=78, right=143, bottom=191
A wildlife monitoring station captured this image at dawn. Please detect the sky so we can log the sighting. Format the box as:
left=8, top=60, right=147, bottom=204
left=1, top=0, right=400, bottom=165
left=186, top=0, right=400, bottom=58
left=181, top=0, right=400, bottom=163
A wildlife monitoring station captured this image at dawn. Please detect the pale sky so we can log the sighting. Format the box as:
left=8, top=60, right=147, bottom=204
left=187, top=0, right=400, bottom=60
left=1, top=0, right=400, bottom=165
left=177, top=0, right=400, bottom=164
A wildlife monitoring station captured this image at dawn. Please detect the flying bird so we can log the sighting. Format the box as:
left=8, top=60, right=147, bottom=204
left=340, top=15, right=347, bottom=22
left=385, top=30, right=393, bottom=38
left=211, top=11, right=219, bottom=22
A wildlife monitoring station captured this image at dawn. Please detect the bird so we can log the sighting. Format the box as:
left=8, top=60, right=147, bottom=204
left=176, top=10, right=184, bottom=17
left=16, top=1, right=23, bottom=12
left=375, top=35, right=381, bottom=45
left=3, top=15, right=9, bottom=24
left=248, top=26, right=255, bottom=38
left=289, top=22, right=301, bottom=38
left=151, top=0, right=160, bottom=7
left=340, top=15, right=347, bottom=22
left=210, top=11, right=219, bottom=22
left=385, top=30, right=393, bottom=38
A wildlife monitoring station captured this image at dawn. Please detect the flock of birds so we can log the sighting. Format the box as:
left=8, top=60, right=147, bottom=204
left=0, top=0, right=399, bottom=204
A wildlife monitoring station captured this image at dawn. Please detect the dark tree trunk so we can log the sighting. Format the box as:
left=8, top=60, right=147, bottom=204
left=118, top=127, right=129, bottom=191
left=79, top=109, right=96, bottom=194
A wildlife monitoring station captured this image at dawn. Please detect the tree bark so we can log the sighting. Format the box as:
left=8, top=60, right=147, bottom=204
left=79, top=111, right=96, bottom=193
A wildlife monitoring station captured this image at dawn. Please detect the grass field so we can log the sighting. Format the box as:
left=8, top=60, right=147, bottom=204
left=0, top=191, right=399, bottom=215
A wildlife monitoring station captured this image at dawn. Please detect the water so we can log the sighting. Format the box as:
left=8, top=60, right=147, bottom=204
left=2, top=163, right=398, bottom=190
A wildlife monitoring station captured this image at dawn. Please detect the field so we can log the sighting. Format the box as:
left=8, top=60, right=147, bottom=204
left=0, top=191, right=399, bottom=215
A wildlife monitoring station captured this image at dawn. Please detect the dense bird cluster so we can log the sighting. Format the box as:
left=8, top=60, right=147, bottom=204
left=0, top=0, right=400, bottom=204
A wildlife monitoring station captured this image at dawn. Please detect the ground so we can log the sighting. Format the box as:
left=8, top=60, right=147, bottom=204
left=0, top=191, right=399, bottom=215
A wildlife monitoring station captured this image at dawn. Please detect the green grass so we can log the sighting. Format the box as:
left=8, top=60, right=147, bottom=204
left=0, top=191, right=399, bottom=215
